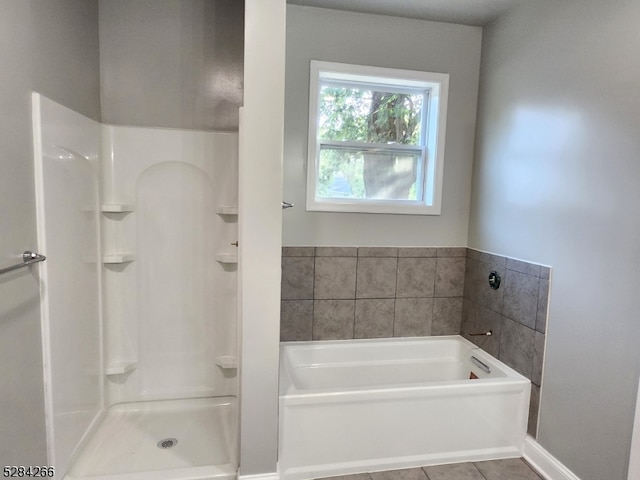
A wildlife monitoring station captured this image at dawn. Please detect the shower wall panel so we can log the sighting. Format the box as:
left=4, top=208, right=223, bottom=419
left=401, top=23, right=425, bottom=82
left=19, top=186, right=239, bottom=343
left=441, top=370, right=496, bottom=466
left=102, top=126, right=238, bottom=405
left=32, top=93, right=103, bottom=476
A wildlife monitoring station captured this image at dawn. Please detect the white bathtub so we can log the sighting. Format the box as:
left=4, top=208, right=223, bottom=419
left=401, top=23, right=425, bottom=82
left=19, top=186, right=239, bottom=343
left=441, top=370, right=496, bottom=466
left=278, top=336, right=530, bottom=480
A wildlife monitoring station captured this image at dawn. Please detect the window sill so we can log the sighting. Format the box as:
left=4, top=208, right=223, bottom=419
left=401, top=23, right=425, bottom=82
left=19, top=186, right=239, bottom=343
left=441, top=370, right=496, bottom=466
left=306, top=199, right=441, bottom=215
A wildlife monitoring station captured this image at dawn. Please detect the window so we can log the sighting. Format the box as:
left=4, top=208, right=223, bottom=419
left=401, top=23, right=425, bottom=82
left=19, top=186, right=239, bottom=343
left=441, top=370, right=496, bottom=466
left=306, top=61, right=449, bottom=215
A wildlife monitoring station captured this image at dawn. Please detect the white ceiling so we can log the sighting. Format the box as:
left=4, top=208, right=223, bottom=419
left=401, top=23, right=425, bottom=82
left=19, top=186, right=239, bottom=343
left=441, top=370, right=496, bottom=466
left=287, top=0, right=523, bottom=27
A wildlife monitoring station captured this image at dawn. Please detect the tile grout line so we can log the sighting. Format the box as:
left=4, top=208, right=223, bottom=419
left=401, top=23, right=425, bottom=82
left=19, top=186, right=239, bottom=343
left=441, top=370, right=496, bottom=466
left=430, top=257, right=438, bottom=335
left=353, top=250, right=360, bottom=339
left=471, top=462, right=489, bottom=480
left=311, top=249, right=317, bottom=340
left=393, top=250, right=399, bottom=337
left=419, top=466, right=431, bottom=480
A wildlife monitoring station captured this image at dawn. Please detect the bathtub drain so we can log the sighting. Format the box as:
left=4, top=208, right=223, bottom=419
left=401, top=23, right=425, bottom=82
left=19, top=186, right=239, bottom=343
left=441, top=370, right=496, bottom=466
left=157, top=438, right=178, bottom=449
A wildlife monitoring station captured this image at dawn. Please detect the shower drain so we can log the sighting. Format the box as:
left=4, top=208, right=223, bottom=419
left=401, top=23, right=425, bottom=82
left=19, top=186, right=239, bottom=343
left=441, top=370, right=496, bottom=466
left=157, top=438, right=178, bottom=449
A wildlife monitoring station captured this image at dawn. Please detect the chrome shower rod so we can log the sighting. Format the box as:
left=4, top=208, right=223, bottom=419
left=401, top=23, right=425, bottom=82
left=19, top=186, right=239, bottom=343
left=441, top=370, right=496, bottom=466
left=0, top=251, right=46, bottom=276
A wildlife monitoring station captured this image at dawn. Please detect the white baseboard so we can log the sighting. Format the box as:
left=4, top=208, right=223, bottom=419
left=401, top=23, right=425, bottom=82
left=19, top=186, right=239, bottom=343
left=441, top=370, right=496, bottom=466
left=523, top=436, right=581, bottom=480
left=238, top=439, right=577, bottom=480
left=239, top=473, right=279, bottom=480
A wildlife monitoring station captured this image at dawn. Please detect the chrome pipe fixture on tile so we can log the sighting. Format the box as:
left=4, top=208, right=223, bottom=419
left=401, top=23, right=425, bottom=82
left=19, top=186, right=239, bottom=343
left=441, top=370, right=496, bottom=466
left=488, top=270, right=501, bottom=289
left=468, top=330, right=492, bottom=336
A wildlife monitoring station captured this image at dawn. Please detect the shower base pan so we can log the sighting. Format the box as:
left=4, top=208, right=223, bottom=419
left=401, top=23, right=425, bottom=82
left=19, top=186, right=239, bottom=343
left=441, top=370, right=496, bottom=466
left=64, top=397, right=237, bottom=480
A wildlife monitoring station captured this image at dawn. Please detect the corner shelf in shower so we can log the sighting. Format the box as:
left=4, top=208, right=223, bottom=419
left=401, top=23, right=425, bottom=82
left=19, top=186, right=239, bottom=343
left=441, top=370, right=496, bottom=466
left=215, top=253, right=238, bottom=264
left=216, top=205, right=238, bottom=216
left=105, top=360, right=138, bottom=376
left=101, top=203, right=135, bottom=213
left=215, top=355, right=238, bottom=369
left=101, top=204, right=136, bottom=265
left=103, top=253, right=136, bottom=264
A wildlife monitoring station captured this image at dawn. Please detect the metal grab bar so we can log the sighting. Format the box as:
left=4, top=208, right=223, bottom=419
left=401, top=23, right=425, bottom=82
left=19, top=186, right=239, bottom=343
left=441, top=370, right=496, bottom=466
left=0, top=251, right=46, bottom=276
left=471, top=355, right=491, bottom=374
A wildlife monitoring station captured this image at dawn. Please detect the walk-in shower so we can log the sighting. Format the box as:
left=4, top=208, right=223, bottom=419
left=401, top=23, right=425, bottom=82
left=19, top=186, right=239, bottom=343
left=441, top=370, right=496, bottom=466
left=33, top=94, right=239, bottom=479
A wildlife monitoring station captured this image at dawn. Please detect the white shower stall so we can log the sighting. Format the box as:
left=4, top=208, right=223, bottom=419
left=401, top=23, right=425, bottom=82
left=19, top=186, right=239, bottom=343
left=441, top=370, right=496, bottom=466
left=33, top=93, right=239, bottom=479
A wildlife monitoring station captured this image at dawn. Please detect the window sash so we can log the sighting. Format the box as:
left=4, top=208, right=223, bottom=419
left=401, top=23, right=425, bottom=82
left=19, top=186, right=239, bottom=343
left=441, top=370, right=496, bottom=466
left=315, top=142, right=427, bottom=202
left=318, top=139, right=424, bottom=152
left=317, top=83, right=430, bottom=148
left=320, top=78, right=430, bottom=97
left=307, top=61, right=449, bottom=215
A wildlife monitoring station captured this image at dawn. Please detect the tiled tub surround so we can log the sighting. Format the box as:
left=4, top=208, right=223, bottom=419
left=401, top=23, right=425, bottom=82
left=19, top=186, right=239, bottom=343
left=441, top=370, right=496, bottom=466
left=462, top=249, right=550, bottom=437
left=280, top=247, right=551, bottom=439
left=281, top=247, right=467, bottom=341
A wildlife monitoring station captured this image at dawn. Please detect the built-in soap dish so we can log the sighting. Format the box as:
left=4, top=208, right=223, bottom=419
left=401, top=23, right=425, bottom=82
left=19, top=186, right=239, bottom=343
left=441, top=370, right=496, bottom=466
left=216, top=206, right=238, bottom=215
left=102, top=204, right=135, bottom=213
left=215, top=254, right=238, bottom=264
left=105, top=361, right=138, bottom=376
left=103, top=253, right=136, bottom=264
left=215, top=356, right=238, bottom=369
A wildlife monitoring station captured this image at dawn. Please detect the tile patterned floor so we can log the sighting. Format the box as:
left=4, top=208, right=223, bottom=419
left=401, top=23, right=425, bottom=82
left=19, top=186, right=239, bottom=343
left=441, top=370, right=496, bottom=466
left=319, top=459, right=544, bottom=480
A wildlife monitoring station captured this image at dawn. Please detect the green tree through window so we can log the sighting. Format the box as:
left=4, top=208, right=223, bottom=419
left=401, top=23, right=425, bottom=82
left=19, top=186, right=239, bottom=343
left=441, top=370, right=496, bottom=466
left=317, top=85, right=424, bottom=200
left=307, top=61, right=449, bottom=215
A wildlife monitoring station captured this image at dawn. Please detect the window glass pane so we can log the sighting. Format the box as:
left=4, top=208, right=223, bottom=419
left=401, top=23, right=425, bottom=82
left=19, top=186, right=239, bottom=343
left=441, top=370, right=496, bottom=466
left=318, top=146, right=421, bottom=201
left=318, top=85, right=424, bottom=146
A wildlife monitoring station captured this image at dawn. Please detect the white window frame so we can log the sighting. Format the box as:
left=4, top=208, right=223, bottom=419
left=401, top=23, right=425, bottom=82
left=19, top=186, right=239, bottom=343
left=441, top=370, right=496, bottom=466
left=306, top=60, right=449, bottom=215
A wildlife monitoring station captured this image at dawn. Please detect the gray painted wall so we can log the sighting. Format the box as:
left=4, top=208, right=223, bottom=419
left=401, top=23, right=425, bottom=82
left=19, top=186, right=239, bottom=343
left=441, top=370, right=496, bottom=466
left=283, top=6, right=482, bottom=247
left=99, top=0, right=244, bottom=131
left=469, top=2, right=640, bottom=478
left=0, top=0, right=100, bottom=465
left=31, top=0, right=101, bottom=121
